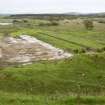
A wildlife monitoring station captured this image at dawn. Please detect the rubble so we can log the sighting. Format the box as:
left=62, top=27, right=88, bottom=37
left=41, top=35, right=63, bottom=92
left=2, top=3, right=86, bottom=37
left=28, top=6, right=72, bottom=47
left=0, top=35, right=73, bottom=65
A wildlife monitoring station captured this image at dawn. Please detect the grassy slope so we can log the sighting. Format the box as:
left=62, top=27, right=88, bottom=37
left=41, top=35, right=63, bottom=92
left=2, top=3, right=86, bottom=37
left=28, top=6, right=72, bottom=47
left=0, top=54, right=105, bottom=104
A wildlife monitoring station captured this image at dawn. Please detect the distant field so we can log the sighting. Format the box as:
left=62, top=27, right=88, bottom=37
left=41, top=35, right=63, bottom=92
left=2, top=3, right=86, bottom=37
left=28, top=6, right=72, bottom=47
left=0, top=16, right=105, bottom=104
left=5, top=18, right=104, bottom=52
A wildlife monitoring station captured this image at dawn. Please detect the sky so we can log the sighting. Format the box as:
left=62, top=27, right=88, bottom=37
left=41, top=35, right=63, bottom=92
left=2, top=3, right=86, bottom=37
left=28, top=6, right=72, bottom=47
left=0, top=0, right=105, bottom=14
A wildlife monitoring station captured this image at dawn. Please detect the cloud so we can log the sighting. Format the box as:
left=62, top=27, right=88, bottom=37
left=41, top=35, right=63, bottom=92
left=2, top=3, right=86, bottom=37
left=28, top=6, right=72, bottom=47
left=0, top=0, right=105, bottom=13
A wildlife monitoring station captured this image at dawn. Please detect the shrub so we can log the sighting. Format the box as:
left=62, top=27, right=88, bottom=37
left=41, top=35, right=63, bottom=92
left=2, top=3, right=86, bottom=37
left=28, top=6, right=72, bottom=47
left=94, top=54, right=98, bottom=58
left=50, top=21, right=59, bottom=26
left=102, top=47, right=105, bottom=51
left=86, top=47, right=92, bottom=51
left=23, top=19, right=28, bottom=23
left=80, top=48, right=86, bottom=53
left=13, top=20, right=21, bottom=23
left=39, top=21, right=59, bottom=26
left=73, top=49, right=79, bottom=54
left=98, top=20, right=105, bottom=24
left=83, top=20, right=94, bottom=30
left=96, top=48, right=103, bottom=53
left=38, top=22, right=51, bottom=26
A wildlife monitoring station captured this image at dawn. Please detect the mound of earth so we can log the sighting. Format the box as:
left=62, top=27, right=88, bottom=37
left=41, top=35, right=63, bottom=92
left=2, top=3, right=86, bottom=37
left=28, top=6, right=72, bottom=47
left=0, top=35, right=72, bottom=66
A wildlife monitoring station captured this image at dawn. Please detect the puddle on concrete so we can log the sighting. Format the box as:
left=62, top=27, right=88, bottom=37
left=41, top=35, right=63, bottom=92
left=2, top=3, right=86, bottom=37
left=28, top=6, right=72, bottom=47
left=0, top=35, right=72, bottom=66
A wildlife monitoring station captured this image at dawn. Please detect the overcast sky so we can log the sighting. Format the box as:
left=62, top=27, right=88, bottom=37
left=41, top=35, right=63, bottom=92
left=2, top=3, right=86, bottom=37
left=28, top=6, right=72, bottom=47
left=0, top=0, right=105, bottom=14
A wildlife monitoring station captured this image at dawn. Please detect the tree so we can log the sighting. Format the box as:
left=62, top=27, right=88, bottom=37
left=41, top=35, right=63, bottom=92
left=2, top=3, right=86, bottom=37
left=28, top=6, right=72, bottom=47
left=13, top=19, right=20, bottom=23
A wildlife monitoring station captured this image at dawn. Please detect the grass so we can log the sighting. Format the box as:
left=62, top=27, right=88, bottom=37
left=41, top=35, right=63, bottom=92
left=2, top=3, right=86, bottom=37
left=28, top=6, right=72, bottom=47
left=0, top=91, right=105, bottom=105
left=9, top=19, right=105, bottom=53
left=0, top=54, right=105, bottom=103
left=0, top=54, right=105, bottom=104
left=0, top=17, right=105, bottom=104
left=1, top=91, right=105, bottom=105
left=1, top=54, right=105, bottom=94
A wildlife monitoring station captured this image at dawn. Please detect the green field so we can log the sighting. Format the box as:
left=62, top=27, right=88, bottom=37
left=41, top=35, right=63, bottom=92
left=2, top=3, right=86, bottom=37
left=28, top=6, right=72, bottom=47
left=0, top=17, right=105, bottom=104
left=10, top=19, right=105, bottom=52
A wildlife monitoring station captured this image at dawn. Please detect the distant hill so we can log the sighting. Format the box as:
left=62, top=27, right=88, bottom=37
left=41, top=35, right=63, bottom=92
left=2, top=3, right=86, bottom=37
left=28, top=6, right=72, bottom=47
left=64, top=12, right=82, bottom=15
left=1, top=12, right=105, bottom=18
left=64, top=12, right=105, bottom=16
left=0, top=14, right=10, bottom=16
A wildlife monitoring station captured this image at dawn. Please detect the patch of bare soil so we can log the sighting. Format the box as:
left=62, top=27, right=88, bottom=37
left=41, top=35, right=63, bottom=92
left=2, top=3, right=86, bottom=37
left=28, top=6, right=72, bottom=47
left=0, top=23, right=12, bottom=25
left=0, top=35, right=72, bottom=66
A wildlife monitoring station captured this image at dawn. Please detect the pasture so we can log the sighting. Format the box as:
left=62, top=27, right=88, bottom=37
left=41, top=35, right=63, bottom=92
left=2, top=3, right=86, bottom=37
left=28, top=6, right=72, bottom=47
left=0, top=16, right=105, bottom=104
